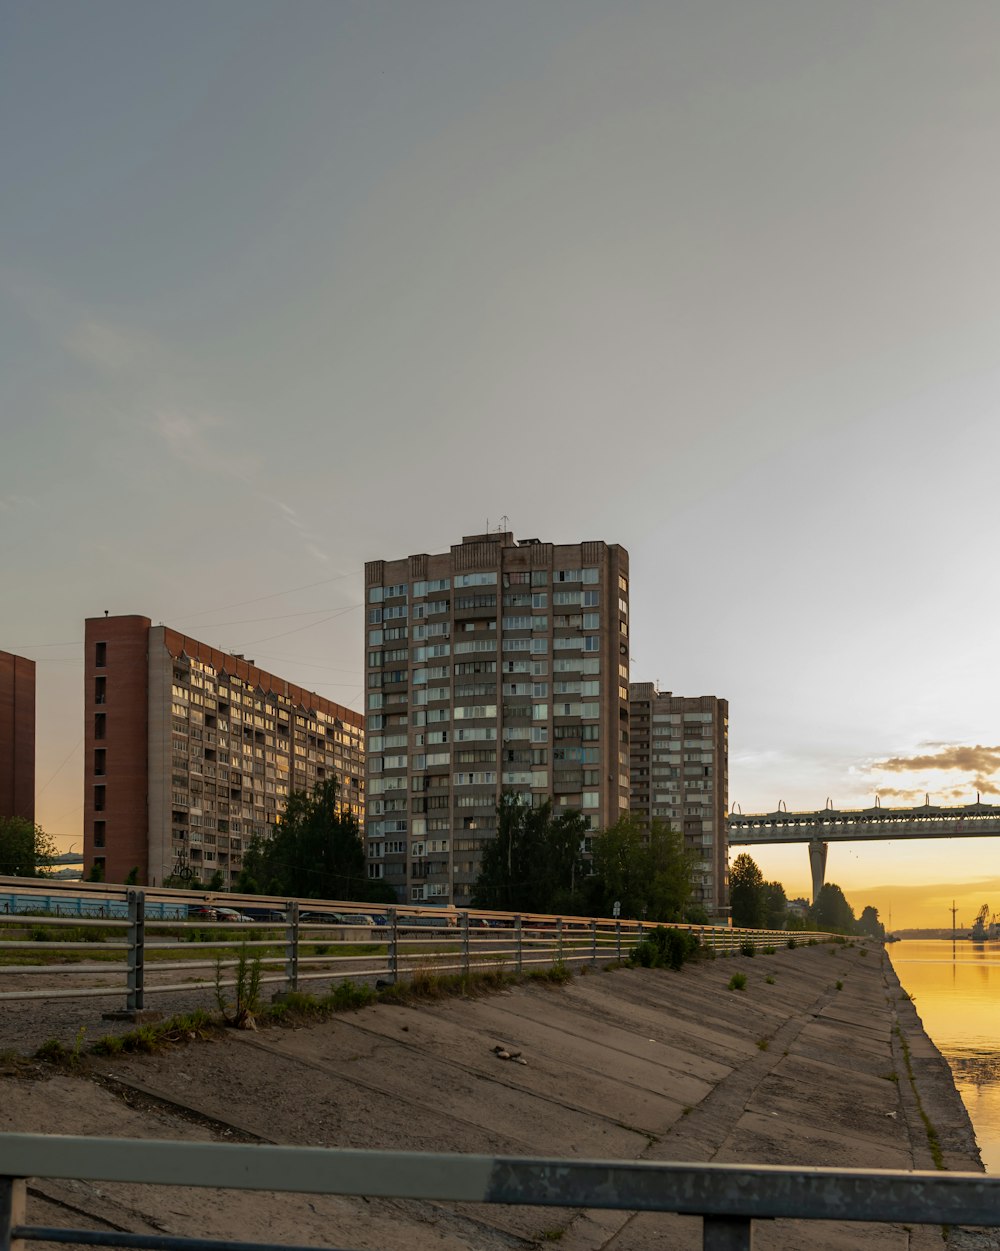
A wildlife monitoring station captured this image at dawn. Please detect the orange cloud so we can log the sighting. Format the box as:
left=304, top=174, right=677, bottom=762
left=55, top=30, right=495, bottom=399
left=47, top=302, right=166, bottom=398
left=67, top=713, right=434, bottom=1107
left=874, top=744, right=1000, bottom=775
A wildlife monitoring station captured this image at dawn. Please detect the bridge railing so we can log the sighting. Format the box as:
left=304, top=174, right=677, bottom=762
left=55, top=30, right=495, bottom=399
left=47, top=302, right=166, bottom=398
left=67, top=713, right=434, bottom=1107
left=0, top=878, right=829, bottom=1013
left=2, top=1134, right=998, bottom=1251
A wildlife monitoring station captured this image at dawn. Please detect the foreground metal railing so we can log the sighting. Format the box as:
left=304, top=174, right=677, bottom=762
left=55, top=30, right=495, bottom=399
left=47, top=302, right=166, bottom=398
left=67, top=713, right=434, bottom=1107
left=1, top=1135, right=997, bottom=1251
left=0, top=877, right=825, bottom=1014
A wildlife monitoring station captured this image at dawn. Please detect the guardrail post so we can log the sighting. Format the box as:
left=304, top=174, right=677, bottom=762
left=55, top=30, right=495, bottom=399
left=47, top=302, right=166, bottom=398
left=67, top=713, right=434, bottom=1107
left=556, top=916, right=563, bottom=965
left=591, top=918, right=597, bottom=965
left=0, top=1175, right=26, bottom=1251
left=285, top=901, right=299, bottom=992
left=460, top=912, right=470, bottom=977
left=514, top=915, right=522, bottom=974
left=616, top=920, right=621, bottom=962
left=387, top=908, right=398, bottom=984
left=702, top=1214, right=752, bottom=1250
left=126, top=889, right=145, bottom=1012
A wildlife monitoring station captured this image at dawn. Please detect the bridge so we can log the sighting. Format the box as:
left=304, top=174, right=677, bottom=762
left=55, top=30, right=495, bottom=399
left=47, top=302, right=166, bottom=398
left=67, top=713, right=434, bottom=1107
left=726, top=800, right=1000, bottom=902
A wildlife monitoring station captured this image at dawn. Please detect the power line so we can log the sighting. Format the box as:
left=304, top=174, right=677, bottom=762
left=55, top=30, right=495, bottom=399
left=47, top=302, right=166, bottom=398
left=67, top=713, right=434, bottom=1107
left=171, top=568, right=363, bottom=623
left=244, top=603, right=362, bottom=646
left=38, top=736, right=83, bottom=798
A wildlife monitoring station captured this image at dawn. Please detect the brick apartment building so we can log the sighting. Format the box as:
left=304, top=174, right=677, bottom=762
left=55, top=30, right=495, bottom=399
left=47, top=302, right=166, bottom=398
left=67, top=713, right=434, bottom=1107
left=82, top=616, right=364, bottom=886
left=629, top=683, right=729, bottom=920
left=0, top=650, right=35, bottom=824
left=364, top=533, right=631, bottom=906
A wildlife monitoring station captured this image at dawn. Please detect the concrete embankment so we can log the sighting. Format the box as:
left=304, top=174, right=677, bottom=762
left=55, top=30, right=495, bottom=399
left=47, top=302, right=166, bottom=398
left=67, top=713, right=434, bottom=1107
left=0, top=940, right=987, bottom=1250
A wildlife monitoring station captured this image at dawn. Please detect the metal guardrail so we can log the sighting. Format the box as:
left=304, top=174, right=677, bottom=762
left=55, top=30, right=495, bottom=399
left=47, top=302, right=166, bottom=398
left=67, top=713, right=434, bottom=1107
left=2, top=1134, right=998, bottom=1251
left=0, top=878, right=826, bottom=1013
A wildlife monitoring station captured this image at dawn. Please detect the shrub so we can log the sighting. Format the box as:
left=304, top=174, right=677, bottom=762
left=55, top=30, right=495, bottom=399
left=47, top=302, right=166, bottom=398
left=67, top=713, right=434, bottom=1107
left=836, top=979, right=843, bottom=990
left=786, top=937, right=797, bottom=949
left=728, top=972, right=747, bottom=991
left=628, top=927, right=700, bottom=971
left=739, top=939, right=755, bottom=958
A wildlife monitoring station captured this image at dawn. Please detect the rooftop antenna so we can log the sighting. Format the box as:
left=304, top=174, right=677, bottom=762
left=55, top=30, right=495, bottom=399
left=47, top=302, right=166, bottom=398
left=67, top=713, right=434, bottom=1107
left=499, top=514, right=509, bottom=533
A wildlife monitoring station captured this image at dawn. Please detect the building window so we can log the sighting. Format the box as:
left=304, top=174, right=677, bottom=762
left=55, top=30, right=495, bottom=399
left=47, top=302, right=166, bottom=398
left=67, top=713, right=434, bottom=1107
left=95, top=676, right=107, bottom=705
left=95, top=641, right=107, bottom=667
left=94, top=784, right=106, bottom=812
left=93, top=821, right=106, bottom=848
left=94, top=749, right=106, bottom=776
left=95, top=713, right=106, bottom=740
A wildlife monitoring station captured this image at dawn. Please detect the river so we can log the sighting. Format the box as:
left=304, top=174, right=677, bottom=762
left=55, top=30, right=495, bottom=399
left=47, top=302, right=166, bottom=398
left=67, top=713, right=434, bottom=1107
left=889, top=938, right=1000, bottom=1172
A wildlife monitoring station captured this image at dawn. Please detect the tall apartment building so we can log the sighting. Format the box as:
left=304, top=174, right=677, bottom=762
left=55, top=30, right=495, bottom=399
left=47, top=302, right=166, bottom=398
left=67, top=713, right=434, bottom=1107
left=82, top=616, right=364, bottom=886
left=629, top=683, right=729, bottom=920
left=364, top=533, right=630, bottom=907
left=0, top=650, right=35, bottom=824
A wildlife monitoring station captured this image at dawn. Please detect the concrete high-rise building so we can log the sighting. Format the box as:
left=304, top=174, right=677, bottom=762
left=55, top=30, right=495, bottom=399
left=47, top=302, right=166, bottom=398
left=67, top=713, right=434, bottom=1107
left=629, top=683, right=729, bottom=921
left=0, top=650, right=35, bottom=824
left=364, top=533, right=630, bottom=906
left=82, top=616, right=364, bottom=886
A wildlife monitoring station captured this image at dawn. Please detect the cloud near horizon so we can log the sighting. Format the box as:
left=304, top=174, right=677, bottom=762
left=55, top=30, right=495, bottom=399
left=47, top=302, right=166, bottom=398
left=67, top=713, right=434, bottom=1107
left=873, top=744, right=1000, bottom=776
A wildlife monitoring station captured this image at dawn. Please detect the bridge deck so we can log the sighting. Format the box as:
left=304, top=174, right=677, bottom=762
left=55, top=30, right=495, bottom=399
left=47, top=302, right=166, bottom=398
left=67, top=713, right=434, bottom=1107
left=727, top=802, right=1000, bottom=844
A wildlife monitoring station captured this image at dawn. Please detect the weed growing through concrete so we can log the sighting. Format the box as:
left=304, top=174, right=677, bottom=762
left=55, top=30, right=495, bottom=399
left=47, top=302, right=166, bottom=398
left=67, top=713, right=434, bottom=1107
left=835, top=980, right=843, bottom=990
left=895, top=1024, right=944, bottom=1169
left=215, top=943, right=263, bottom=1029
left=728, top=972, right=747, bottom=992
left=756, top=1037, right=769, bottom=1051
left=765, top=975, right=775, bottom=985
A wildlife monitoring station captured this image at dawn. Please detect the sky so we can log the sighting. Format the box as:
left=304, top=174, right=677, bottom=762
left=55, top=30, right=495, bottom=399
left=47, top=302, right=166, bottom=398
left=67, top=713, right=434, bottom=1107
left=3, top=1, right=1000, bottom=928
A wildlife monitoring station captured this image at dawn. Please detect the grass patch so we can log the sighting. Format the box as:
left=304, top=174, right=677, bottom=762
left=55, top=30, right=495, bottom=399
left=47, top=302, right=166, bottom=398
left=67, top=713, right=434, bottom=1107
left=765, top=975, right=775, bottom=985
left=728, top=972, right=747, bottom=992
left=835, top=979, right=844, bottom=990
left=756, top=1037, right=769, bottom=1051
left=786, top=937, right=797, bottom=949
left=739, top=940, right=756, bottom=958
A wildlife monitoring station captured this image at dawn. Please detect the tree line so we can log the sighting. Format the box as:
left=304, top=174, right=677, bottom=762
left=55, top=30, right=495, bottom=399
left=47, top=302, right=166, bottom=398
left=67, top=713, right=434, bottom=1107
left=236, top=784, right=700, bottom=923
left=729, top=852, right=884, bottom=937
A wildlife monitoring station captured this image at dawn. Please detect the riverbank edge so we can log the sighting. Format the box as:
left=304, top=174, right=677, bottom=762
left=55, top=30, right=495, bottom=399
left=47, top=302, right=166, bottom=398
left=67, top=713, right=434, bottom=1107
left=883, top=949, right=985, bottom=1173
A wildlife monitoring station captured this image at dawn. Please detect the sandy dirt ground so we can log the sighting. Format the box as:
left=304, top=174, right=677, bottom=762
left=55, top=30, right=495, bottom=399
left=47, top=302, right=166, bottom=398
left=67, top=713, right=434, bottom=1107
left=1, top=941, right=993, bottom=1250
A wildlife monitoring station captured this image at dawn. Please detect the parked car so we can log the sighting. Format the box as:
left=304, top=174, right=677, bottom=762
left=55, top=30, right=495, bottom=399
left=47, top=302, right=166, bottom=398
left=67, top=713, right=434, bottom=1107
left=239, top=907, right=287, bottom=923
left=187, top=905, right=218, bottom=921
left=214, top=907, right=253, bottom=922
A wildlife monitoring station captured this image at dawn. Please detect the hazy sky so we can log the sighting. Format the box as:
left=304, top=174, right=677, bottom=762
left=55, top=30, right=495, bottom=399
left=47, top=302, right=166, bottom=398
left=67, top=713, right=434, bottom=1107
left=4, top=2, right=1000, bottom=926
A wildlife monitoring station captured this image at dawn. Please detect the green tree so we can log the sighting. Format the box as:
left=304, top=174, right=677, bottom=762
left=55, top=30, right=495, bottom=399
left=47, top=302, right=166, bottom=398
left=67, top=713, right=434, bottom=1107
left=588, top=816, right=692, bottom=922
left=729, top=853, right=766, bottom=928
left=237, top=778, right=387, bottom=902
left=811, top=883, right=855, bottom=933
left=762, top=880, right=788, bottom=929
left=856, top=904, right=885, bottom=939
left=0, top=817, right=57, bottom=877
left=472, top=794, right=582, bottom=913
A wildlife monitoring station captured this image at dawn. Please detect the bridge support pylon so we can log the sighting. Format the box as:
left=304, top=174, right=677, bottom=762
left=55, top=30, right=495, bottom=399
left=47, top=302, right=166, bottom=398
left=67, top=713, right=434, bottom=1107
left=808, top=838, right=828, bottom=904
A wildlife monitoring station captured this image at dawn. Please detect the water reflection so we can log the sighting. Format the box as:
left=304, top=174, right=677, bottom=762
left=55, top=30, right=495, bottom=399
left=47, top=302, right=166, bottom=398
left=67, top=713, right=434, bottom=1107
left=890, top=939, right=1000, bottom=1172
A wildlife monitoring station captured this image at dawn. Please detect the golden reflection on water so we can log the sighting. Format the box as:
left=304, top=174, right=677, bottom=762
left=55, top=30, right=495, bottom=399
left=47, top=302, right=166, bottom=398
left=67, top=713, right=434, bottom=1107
left=889, top=939, right=1000, bottom=1173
